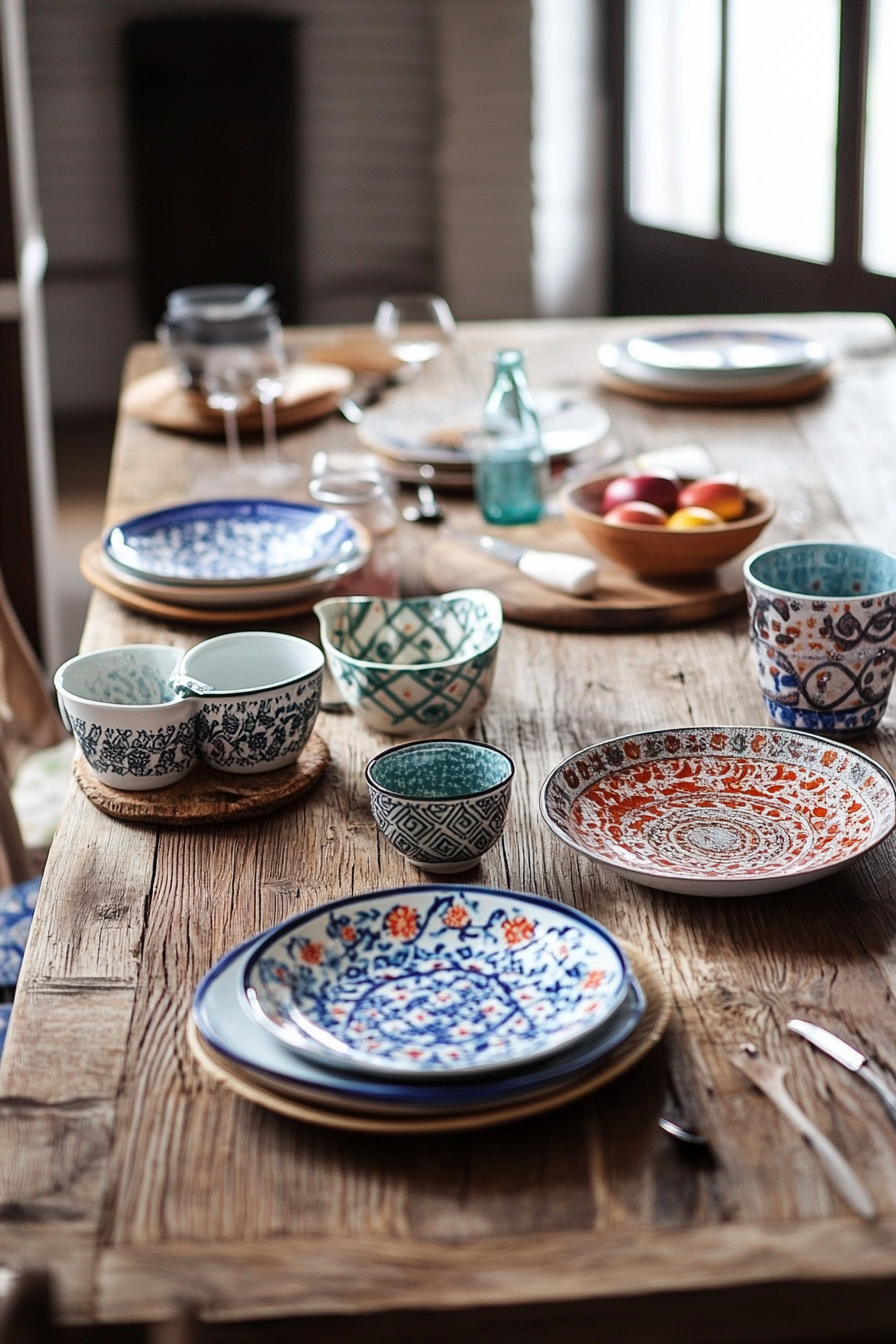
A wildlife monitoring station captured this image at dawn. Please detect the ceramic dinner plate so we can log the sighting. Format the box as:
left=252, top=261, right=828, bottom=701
left=194, top=929, right=644, bottom=1117
left=598, top=332, right=830, bottom=393
left=104, top=499, right=359, bottom=586
left=540, top=726, right=896, bottom=897
left=99, top=532, right=370, bottom=609
left=358, top=391, right=611, bottom=466
left=242, top=885, right=630, bottom=1078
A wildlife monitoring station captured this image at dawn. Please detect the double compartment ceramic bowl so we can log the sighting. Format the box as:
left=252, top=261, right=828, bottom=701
left=540, top=725, right=896, bottom=897
left=561, top=469, right=775, bottom=577
left=174, top=631, right=324, bottom=774
left=744, top=540, right=896, bottom=736
left=55, top=644, right=196, bottom=791
left=314, top=589, right=502, bottom=735
left=366, top=739, right=514, bottom=873
left=240, top=884, right=631, bottom=1079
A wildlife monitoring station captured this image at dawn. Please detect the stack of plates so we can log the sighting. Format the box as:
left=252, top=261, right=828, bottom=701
left=83, top=498, right=371, bottom=624
left=357, top=391, right=615, bottom=488
left=597, top=330, right=832, bottom=406
left=189, top=885, right=670, bottom=1134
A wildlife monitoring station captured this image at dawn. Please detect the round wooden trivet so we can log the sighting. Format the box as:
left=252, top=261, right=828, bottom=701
left=121, top=363, right=351, bottom=436
left=187, top=941, right=671, bottom=1135
left=596, top=365, right=831, bottom=407
left=73, top=734, right=329, bottom=826
left=80, top=539, right=332, bottom=626
left=424, top=534, right=745, bottom=632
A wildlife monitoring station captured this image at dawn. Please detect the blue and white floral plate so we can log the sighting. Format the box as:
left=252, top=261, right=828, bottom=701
left=194, top=928, right=644, bottom=1117
left=104, top=499, right=360, bottom=586
left=241, top=885, right=630, bottom=1079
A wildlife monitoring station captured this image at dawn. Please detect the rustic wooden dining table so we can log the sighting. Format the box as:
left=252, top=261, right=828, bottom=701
left=6, top=313, right=896, bottom=1343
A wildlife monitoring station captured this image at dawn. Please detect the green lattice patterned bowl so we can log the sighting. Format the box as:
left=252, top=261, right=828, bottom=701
left=314, top=589, right=503, bottom=736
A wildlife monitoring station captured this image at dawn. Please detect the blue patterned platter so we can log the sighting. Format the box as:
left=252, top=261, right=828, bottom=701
left=196, top=930, right=644, bottom=1116
left=242, top=885, right=630, bottom=1078
left=104, top=499, right=359, bottom=586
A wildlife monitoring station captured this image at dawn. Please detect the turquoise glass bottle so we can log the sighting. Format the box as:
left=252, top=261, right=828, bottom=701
left=473, top=349, right=547, bottom=526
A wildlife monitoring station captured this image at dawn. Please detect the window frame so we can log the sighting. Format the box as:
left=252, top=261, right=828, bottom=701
left=606, top=0, right=896, bottom=319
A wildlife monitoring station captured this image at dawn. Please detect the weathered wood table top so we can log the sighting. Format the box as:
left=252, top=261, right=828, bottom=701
left=6, top=314, right=896, bottom=1342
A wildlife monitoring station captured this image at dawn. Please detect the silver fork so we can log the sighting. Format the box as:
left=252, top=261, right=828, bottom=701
left=730, top=1043, right=875, bottom=1219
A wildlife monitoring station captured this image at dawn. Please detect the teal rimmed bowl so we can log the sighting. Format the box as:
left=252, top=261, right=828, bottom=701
left=366, top=739, right=514, bottom=872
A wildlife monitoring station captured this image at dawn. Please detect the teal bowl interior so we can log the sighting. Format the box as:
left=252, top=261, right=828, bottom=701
left=320, top=593, right=500, bottom=666
left=368, top=740, right=513, bottom=799
left=746, top=542, right=896, bottom=598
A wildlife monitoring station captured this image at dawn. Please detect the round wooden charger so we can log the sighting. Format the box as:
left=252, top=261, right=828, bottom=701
left=187, top=942, right=671, bottom=1134
left=121, top=363, right=351, bottom=436
left=80, top=539, right=334, bottom=626
left=423, top=533, right=745, bottom=632
left=596, top=365, right=831, bottom=407
left=73, top=734, right=329, bottom=826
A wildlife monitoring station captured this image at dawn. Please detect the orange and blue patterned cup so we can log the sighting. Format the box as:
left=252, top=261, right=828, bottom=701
left=744, top=541, right=896, bottom=736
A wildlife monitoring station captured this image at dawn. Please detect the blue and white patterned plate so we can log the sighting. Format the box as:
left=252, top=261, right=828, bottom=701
left=104, top=499, right=359, bottom=586
left=195, top=929, right=644, bottom=1116
left=242, top=885, right=630, bottom=1078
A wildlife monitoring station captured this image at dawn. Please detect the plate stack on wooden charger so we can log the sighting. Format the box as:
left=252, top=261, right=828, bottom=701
left=189, top=885, right=672, bottom=1134
left=121, top=361, right=355, bottom=435
left=597, top=329, right=832, bottom=406
left=80, top=498, right=371, bottom=624
left=357, top=389, right=617, bottom=488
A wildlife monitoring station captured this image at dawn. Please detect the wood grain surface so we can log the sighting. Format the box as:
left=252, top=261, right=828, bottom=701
left=72, top=734, right=330, bottom=827
left=5, top=316, right=896, bottom=1340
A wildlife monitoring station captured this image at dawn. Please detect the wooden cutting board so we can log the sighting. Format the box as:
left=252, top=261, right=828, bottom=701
left=423, top=519, right=746, bottom=631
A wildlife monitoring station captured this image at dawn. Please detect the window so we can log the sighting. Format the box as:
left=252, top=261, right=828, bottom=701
left=608, top=0, right=896, bottom=319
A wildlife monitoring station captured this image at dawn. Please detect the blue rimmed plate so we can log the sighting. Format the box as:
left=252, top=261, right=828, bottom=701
left=194, top=929, right=644, bottom=1117
left=241, top=885, right=630, bottom=1078
left=104, top=499, right=359, bottom=586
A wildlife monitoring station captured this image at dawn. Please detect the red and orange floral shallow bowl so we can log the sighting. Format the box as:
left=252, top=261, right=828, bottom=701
left=540, top=726, right=896, bottom=897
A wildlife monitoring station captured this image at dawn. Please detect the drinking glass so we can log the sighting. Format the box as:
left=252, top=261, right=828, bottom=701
left=374, top=293, right=457, bottom=374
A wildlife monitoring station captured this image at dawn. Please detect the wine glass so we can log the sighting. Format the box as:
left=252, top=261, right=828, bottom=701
left=374, top=293, right=457, bottom=376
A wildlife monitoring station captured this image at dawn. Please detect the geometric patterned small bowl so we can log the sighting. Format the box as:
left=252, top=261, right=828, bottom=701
left=541, top=725, right=896, bottom=897
left=241, top=884, right=630, bottom=1077
left=314, top=589, right=502, bottom=736
left=366, top=739, right=514, bottom=872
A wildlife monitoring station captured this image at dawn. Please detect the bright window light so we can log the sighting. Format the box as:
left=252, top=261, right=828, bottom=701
left=863, top=0, right=896, bottom=276
left=627, top=0, right=721, bottom=238
left=726, top=0, right=839, bottom=264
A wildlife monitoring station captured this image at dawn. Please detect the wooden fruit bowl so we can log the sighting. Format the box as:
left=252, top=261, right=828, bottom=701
left=561, top=470, right=776, bottom=577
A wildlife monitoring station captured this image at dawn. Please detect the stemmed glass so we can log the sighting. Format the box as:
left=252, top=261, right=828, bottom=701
left=374, top=293, right=457, bottom=376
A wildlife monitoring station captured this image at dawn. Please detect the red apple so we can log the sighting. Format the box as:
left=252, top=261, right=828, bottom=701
left=601, top=473, right=680, bottom=515
left=677, top=477, right=747, bottom=521
left=604, top=501, right=669, bottom=526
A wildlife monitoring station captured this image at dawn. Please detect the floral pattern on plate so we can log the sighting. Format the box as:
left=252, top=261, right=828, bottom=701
left=104, top=499, right=358, bottom=585
left=243, top=885, right=629, bottom=1076
left=541, top=726, right=896, bottom=897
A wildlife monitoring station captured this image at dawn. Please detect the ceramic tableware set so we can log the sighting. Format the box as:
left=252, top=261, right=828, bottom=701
left=357, top=390, right=616, bottom=488
left=55, top=632, right=324, bottom=789
left=191, top=883, right=659, bottom=1133
left=98, top=498, right=372, bottom=615
left=597, top=329, right=832, bottom=404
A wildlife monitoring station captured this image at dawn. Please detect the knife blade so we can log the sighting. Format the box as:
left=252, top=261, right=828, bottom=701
left=788, top=1018, right=896, bottom=1128
left=446, top=530, right=599, bottom=597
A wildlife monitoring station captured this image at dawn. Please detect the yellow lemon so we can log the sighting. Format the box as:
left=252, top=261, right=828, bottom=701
left=666, top=506, right=724, bottom=530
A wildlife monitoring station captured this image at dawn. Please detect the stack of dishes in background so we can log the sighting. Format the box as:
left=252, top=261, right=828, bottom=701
left=190, top=885, right=671, bottom=1134
left=597, top=330, right=832, bottom=406
left=79, top=498, right=372, bottom=624
left=357, top=390, right=616, bottom=489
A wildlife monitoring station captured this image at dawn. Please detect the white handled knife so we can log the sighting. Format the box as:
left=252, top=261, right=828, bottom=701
left=788, top=1018, right=896, bottom=1127
left=447, top=530, right=599, bottom=597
